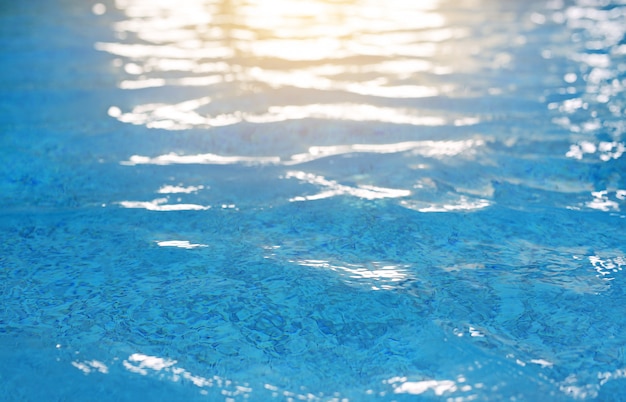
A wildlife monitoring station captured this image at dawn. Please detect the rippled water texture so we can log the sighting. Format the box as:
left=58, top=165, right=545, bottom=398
left=1, top=0, right=626, bottom=400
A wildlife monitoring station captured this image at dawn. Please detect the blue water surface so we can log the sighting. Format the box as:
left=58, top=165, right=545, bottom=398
left=2, top=0, right=626, bottom=400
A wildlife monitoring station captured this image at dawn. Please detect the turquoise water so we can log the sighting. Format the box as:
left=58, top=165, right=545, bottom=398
left=2, top=0, right=626, bottom=400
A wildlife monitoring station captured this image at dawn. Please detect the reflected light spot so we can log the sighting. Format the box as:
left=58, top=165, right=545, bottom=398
left=586, top=191, right=620, bottom=212
left=107, top=106, right=122, bottom=118
left=566, top=141, right=625, bottom=161
left=124, top=353, right=177, bottom=375
left=156, top=240, right=208, bottom=249
left=119, top=78, right=166, bottom=89
left=108, top=97, right=215, bottom=130
left=454, top=117, right=481, bottom=126
left=72, top=360, right=109, bottom=374
left=293, top=259, right=410, bottom=289
left=530, top=359, right=554, bottom=368
left=387, top=377, right=458, bottom=396
left=564, top=72, right=577, bottom=83
left=469, top=326, right=485, bottom=337
left=530, top=12, right=546, bottom=25
left=118, top=352, right=263, bottom=397
left=248, top=103, right=450, bottom=126
left=560, top=97, right=584, bottom=113
left=92, top=3, right=106, bottom=15
left=118, top=198, right=210, bottom=211
left=121, top=152, right=280, bottom=166
left=589, top=255, right=625, bottom=279
left=158, top=185, right=205, bottom=194
left=288, top=139, right=485, bottom=164
left=285, top=171, right=410, bottom=201
left=124, top=62, right=143, bottom=75
left=400, top=196, right=490, bottom=213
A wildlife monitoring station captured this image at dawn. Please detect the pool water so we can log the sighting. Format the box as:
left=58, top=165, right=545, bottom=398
left=2, top=0, right=626, bottom=400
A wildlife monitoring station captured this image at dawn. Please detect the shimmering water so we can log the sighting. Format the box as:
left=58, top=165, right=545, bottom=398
left=1, top=0, right=626, bottom=400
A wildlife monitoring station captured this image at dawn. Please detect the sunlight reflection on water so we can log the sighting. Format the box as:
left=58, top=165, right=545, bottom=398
left=92, top=0, right=626, bottom=237
left=96, top=0, right=484, bottom=130
left=73, top=0, right=626, bottom=399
